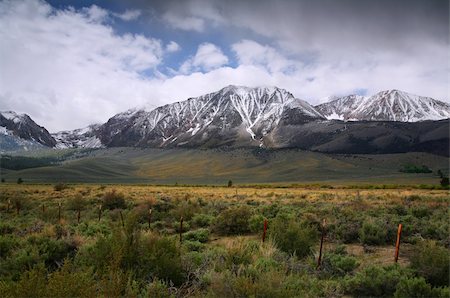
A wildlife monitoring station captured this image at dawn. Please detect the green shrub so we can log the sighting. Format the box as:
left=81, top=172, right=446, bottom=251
left=145, top=278, right=174, bottom=298
left=214, top=206, right=252, bottom=235
left=346, top=265, right=413, bottom=297
left=102, top=190, right=126, bottom=210
left=27, top=236, right=76, bottom=270
left=224, top=239, right=255, bottom=268
left=0, top=223, right=15, bottom=235
left=208, top=269, right=343, bottom=298
left=269, top=217, right=317, bottom=258
left=359, top=219, right=388, bottom=245
left=183, top=240, right=204, bottom=252
left=46, top=260, right=97, bottom=297
left=10, top=196, right=29, bottom=214
left=410, top=240, right=449, bottom=287
left=411, top=206, right=431, bottom=218
left=390, top=204, right=408, bottom=216
left=170, top=200, right=198, bottom=221
left=0, top=263, right=47, bottom=298
left=191, top=213, right=214, bottom=228
left=248, top=214, right=265, bottom=233
left=335, top=220, right=361, bottom=243
left=0, top=235, right=19, bottom=259
left=394, top=277, right=448, bottom=298
left=143, top=235, right=185, bottom=286
left=321, top=252, right=358, bottom=276
left=67, top=194, right=86, bottom=211
left=184, top=228, right=209, bottom=243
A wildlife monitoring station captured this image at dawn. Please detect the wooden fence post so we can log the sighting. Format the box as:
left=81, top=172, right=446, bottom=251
left=317, top=219, right=326, bottom=269
left=179, top=217, right=184, bottom=243
left=148, top=208, right=152, bottom=229
left=98, top=205, right=102, bottom=221
left=119, top=210, right=124, bottom=227
left=262, top=219, right=268, bottom=242
left=394, top=224, right=403, bottom=263
left=58, top=202, right=62, bottom=222
left=77, top=209, right=81, bottom=224
left=42, top=204, right=45, bottom=214
left=7, top=199, right=11, bottom=212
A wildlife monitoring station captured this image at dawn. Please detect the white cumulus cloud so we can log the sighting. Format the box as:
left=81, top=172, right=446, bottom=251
left=166, top=41, right=181, bottom=53
left=0, top=0, right=163, bottom=131
left=114, top=9, right=141, bottom=21
left=180, top=43, right=229, bottom=73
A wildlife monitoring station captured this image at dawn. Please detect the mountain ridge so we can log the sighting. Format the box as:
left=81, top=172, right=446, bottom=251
left=1, top=86, right=449, bottom=155
left=315, top=89, right=450, bottom=121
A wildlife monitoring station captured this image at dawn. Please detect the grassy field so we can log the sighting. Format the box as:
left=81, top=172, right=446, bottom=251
left=0, top=184, right=448, bottom=297
left=1, top=147, right=448, bottom=185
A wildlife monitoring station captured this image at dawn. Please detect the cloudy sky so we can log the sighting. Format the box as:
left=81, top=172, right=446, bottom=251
left=0, top=0, right=448, bottom=131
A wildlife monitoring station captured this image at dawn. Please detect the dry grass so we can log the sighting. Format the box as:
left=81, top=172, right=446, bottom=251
left=1, top=184, right=447, bottom=207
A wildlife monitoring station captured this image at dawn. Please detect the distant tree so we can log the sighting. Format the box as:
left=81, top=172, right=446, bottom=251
left=437, top=170, right=449, bottom=187
left=1, top=178, right=5, bottom=183
left=17, top=178, right=23, bottom=184
left=54, top=182, right=68, bottom=191
left=228, top=180, right=233, bottom=187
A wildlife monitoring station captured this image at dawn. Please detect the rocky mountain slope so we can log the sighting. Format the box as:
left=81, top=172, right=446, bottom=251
left=0, top=111, right=56, bottom=151
left=315, top=89, right=450, bottom=121
left=52, top=124, right=103, bottom=149
left=96, top=85, right=324, bottom=148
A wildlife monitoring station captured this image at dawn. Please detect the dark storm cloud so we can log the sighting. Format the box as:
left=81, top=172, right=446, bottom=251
left=126, top=0, right=449, bottom=102
left=128, top=0, right=448, bottom=52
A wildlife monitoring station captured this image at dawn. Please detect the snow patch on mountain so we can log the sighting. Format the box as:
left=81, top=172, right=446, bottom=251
left=52, top=124, right=103, bottom=149
left=1, top=111, right=26, bottom=124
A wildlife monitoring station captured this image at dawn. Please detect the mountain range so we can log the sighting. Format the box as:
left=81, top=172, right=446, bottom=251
left=1, top=86, right=449, bottom=155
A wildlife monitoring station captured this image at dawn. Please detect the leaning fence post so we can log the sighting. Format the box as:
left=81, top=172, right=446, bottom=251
left=317, top=219, right=326, bottom=269
left=262, top=219, right=268, bottom=242
left=119, top=210, right=124, bottom=227
left=394, top=224, right=403, bottom=263
left=179, top=217, right=184, bottom=243
left=77, top=209, right=81, bottom=224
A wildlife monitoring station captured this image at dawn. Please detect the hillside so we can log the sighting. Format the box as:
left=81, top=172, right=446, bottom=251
left=1, top=148, right=447, bottom=184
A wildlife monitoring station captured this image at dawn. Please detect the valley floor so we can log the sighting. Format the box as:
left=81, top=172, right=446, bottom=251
left=1, top=147, right=448, bottom=185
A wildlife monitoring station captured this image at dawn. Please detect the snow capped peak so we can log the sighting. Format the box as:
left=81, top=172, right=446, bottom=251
left=0, top=110, right=56, bottom=147
left=97, top=85, right=324, bottom=147
left=316, top=90, right=449, bottom=122
left=1, top=111, right=28, bottom=124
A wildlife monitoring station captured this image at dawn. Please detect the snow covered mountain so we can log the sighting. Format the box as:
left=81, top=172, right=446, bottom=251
left=315, top=90, right=450, bottom=122
left=0, top=111, right=56, bottom=149
left=2, top=87, right=449, bottom=154
left=97, top=85, right=324, bottom=147
left=52, top=124, right=103, bottom=149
